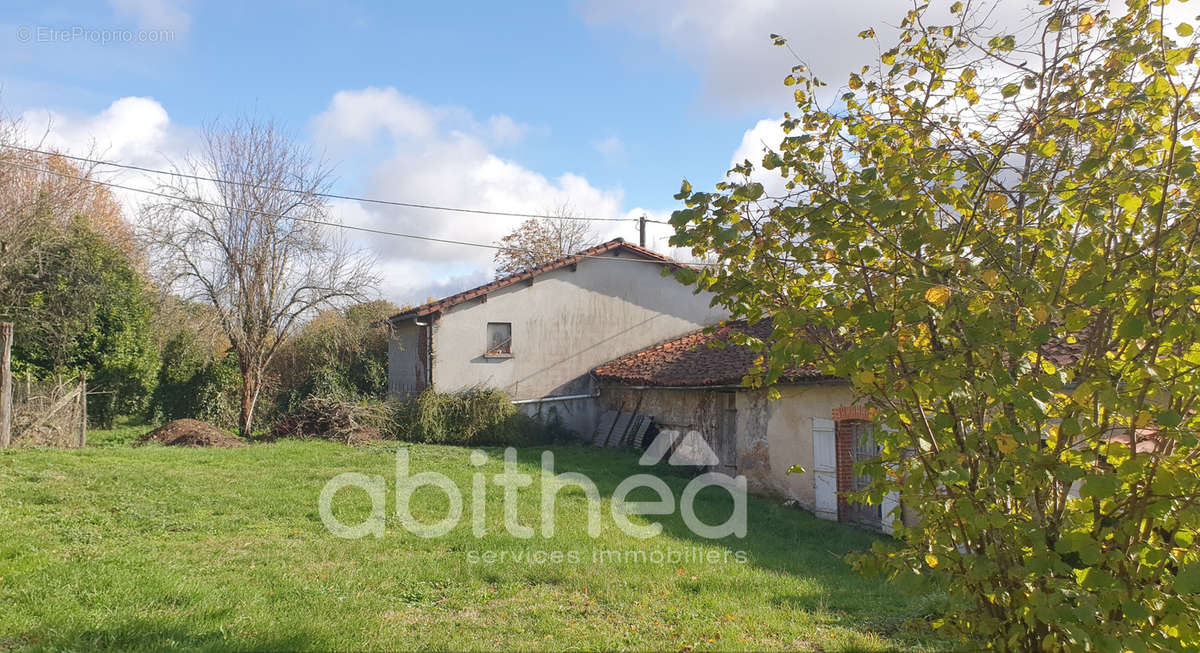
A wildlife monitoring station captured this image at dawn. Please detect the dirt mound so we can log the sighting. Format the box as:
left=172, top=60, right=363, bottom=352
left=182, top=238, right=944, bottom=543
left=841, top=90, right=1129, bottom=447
left=137, top=419, right=245, bottom=448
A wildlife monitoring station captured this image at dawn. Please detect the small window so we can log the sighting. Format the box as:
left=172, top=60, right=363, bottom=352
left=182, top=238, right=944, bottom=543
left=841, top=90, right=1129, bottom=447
left=486, top=322, right=512, bottom=355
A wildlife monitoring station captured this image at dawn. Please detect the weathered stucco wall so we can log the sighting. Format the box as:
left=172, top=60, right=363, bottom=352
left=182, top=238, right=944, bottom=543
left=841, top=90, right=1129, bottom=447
left=428, top=252, right=725, bottom=401
left=515, top=396, right=597, bottom=438
left=597, top=382, right=854, bottom=511
left=757, top=384, right=855, bottom=509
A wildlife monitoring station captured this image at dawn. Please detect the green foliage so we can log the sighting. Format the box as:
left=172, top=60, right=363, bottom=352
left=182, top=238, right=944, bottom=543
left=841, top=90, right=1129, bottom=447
left=1, top=217, right=157, bottom=428
left=271, top=300, right=397, bottom=411
left=670, top=1, right=1200, bottom=649
left=392, top=388, right=552, bottom=446
left=147, top=333, right=240, bottom=431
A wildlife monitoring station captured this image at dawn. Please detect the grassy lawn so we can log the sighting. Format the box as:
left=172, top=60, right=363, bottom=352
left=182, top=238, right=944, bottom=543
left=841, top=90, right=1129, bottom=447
left=0, top=431, right=946, bottom=651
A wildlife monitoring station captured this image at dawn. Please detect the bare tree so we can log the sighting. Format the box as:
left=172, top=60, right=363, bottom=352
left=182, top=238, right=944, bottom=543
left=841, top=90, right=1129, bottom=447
left=142, top=117, right=377, bottom=436
left=492, top=204, right=599, bottom=278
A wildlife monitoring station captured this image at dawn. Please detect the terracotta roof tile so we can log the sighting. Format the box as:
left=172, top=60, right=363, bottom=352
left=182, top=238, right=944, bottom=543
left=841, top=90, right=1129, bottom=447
left=387, top=238, right=679, bottom=323
left=592, top=320, right=834, bottom=387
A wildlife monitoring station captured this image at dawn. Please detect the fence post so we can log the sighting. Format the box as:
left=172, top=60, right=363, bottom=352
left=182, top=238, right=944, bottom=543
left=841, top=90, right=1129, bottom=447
left=0, top=322, right=11, bottom=449
left=78, top=371, right=87, bottom=448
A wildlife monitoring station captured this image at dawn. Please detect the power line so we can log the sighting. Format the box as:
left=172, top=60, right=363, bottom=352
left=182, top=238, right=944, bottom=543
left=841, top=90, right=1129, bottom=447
left=0, top=157, right=715, bottom=268
left=0, top=144, right=633, bottom=223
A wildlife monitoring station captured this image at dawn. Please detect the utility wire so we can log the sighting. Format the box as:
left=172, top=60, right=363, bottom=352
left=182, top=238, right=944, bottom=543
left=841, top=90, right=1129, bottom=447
left=0, top=144, right=633, bottom=223
left=0, top=157, right=715, bottom=267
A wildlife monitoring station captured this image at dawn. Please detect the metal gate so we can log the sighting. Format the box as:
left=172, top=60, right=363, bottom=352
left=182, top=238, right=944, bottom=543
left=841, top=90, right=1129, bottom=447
left=845, top=421, right=881, bottom=526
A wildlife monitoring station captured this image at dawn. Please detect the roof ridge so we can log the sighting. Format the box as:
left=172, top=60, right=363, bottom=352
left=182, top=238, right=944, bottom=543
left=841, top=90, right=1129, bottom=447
left=386, top=238, right=681, bottom=323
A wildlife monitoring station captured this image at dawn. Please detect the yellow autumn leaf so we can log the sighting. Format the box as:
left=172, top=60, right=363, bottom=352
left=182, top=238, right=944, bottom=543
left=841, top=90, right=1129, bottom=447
left=986, top=193, right=1007, bottom=211
left=1032, top=306, right=1049, bottom=323
left=925, top=285, right=951, bottom=307
left=1079, top=13, right=1094, bottom=33
left=858, top=370, right=876, bottom=385
left=997, top=434, right=1018, bottom=454
left=981, top=269, right=1000, bottom=288
left=925, top=553, right=939, bottom=568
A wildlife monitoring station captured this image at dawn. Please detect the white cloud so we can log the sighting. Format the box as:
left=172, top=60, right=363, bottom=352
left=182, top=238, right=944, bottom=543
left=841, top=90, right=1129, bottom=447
left=22, top=96, right=171, bottom=161
left=487, top=115, right=529, bottom=146
left=593, top=135, right=625, bottom=159
left=18, top=96, right=193, bottom=215
left=580, top=0, right=1196, bottom=113
left=313, top=87, right=533, bottom=152
left=313, top=87, right=626, bottom=305
left=729, top=117, right=789, bottom=196
left=579, top=0, right=860, bottom=112
left=313, top=87, right=439, bottom=145
left=108, top=0, right=192, bottom=35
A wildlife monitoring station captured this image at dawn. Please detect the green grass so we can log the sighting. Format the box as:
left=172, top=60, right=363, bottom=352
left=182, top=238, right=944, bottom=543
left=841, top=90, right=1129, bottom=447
left=85, top=415, right=156, bottom=447
left=0, top=436, right=947, bottom=651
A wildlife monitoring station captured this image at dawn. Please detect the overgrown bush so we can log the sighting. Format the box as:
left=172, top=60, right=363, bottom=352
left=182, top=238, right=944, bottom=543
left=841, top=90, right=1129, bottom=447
left=392, top=387, right=553, bottom=446
left=271, top=300, right=397, bottom=412
left=269, top=392, right=389, bottom=444
left=147, top=335, right=240, bottom=431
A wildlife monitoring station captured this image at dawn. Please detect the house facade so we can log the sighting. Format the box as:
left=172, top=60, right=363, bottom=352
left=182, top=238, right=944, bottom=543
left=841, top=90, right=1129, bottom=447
left=385, top=239, right=727, bottom=433
left=591, top=320, right=905, bottom=533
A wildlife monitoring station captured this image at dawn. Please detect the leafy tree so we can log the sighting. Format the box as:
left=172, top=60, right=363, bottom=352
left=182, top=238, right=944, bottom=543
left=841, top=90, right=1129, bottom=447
left=0, top=137, right=140, bottom=317
left=493, top=205, right=598, bottom=277
left=1, top=218, right=157, bottom=426
left=670, top=1, right=1200, bottom=649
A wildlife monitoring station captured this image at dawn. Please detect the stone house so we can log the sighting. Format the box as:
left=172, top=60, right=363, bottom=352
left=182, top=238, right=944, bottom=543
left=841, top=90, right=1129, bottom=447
left=591, top=320, right=902, bottom=532
left=384, top=238, right=727, bottom=434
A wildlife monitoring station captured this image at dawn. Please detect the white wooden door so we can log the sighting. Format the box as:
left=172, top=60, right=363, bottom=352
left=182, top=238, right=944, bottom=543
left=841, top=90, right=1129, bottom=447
left=812, top=418, right=837, bottom=521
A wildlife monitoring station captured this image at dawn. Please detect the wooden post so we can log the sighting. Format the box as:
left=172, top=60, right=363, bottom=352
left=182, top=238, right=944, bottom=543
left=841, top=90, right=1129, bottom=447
left=78, top=371, right=87, bottom=448
left=0, top=322, right=11, bottom=449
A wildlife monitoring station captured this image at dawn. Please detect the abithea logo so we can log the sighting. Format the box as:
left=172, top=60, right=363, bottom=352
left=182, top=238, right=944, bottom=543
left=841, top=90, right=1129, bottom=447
left=318, top=435, right=746, bottom=541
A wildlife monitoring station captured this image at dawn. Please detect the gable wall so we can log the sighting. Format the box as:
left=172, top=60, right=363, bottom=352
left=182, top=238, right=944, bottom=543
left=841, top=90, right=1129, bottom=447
left=428, top=252, right=726, bottom=401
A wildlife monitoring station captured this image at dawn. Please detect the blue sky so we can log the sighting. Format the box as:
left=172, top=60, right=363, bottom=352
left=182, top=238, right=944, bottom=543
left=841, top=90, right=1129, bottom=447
left=0, top=0, right=898, bottom=303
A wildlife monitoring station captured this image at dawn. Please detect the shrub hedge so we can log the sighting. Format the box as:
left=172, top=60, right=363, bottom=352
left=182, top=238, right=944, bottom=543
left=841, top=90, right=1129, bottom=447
left=391, top=387, right=542, bottom=446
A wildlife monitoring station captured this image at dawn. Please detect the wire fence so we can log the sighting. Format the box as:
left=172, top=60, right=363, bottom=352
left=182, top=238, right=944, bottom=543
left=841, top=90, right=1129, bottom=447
left=10, top=372, right=88, bottom=448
